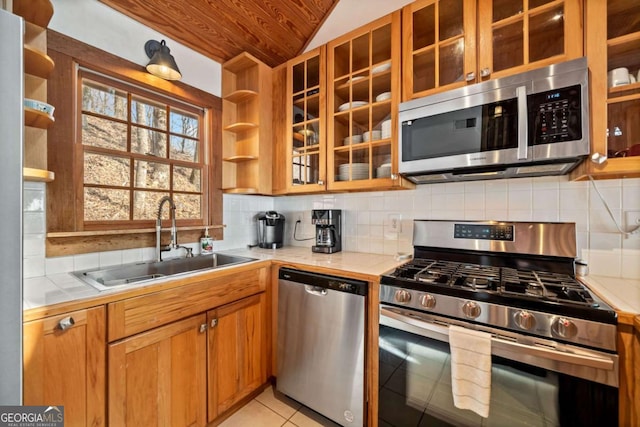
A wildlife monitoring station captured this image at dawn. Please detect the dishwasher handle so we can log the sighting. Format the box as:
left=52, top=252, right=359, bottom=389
left=305, top=285, right=328, bottom=296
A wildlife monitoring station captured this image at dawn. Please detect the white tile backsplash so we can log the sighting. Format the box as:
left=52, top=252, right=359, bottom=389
left=23, top=177, right=640, bottom=281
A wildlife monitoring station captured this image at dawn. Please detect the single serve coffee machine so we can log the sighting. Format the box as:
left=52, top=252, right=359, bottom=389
left=256, top=211, right=285, bottom=249
left=312, top=209, right=342, bottom=253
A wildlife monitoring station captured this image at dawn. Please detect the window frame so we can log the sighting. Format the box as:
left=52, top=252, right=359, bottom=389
left=46, top=30, right=222, bottom=256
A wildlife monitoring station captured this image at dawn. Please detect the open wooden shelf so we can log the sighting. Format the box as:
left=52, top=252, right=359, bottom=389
left=223, top=122, right=258, bottom=133
left=13, top=0, right=54, bottom=27
left=222, top=187, right=259, bottom=194
left=223, top=155, right=258, bottom=163
left=224, top=89, right=258, bottom=103
left=23, top=167, right=54, bottom=182
left=24, top=45, right=55, bottom=78
left=25, top=107, right=54, bottom=129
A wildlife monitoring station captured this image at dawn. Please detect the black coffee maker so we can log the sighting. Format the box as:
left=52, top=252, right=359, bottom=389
left=256, top=211, right=285, bottom=248
left=312, top=209, right=341, bottom=253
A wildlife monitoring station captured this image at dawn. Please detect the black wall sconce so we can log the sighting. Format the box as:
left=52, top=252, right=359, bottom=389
left=144, top=39, right=182, bottom=81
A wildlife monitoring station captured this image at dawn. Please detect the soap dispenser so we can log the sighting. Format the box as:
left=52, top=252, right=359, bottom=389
left=200, top=227, right=214, bottom=255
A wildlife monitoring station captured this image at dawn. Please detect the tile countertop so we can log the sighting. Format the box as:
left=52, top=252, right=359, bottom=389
left=23, top=246, right=639, bottom=323
left=579, top=275, right=640, bottom=317
left=23, top=247, right=408, bottom=311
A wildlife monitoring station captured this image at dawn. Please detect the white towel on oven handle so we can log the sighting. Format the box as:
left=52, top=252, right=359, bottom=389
left=449, top=325, right=492, bottom=418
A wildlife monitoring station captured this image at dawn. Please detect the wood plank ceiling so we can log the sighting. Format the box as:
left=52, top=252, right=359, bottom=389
left=99, top=0, right=339, bottom=68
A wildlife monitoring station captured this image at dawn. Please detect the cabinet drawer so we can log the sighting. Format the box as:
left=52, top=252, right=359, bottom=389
left=108, top=267, right=266, bottom=342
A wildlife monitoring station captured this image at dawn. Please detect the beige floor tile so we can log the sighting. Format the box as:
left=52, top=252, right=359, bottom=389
left=218, top=400, right=286, bottom=427
left=289, top=405, right=341, bottom=427
left=255, top=386, right=302, bottom=419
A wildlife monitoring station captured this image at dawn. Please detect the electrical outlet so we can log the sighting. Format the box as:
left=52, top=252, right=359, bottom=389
left=295, top=213, right=303, bottom=223
left=625, top=210, right=640, bottom=227
left=388, top=214, right=402, bottom=232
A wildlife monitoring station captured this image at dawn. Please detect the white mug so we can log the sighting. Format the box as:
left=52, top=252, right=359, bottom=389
left=608, top=67, right=630, bottom=87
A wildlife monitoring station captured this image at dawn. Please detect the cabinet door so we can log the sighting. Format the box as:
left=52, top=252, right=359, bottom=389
left=402, top=0, right=477, bottom=100
left=208, top=293, right=266, bottom=421
left=328, top=12, right=409, bottom=191
left=285, top=47, right=327, bottom=193
left=24, top=306, right=106, bottom=427
left=108, top=314, right=207, bottom=427
left=477, top=0, right=583, bottom=80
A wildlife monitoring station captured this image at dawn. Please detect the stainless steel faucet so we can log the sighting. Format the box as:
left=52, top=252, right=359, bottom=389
left=156, top=196, right=178, bottom=262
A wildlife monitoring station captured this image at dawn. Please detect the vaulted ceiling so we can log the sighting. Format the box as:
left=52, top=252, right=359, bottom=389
left=99, top=0, right=339, bottom=68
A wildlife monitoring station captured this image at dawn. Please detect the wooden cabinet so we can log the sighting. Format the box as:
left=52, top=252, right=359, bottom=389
left=207, top=293, right=267, bottom=421
left=617, top=313, right=640, bottom=427
left=107, top=266, right=270, bottom=425
left=12, top=0, right=56, bottom=182
left=108, top=314, right=208, bottom=427
left=23, top=306, right=106, bottom=427
left=571, top=0, right=640, bottom=180
left=403, top=0, right=583, bottom=100
left=327, top=12, right=413, bottom=192
left=282, top=47, right=327, bottom=193
left=222, top=52, right=273, bottom=194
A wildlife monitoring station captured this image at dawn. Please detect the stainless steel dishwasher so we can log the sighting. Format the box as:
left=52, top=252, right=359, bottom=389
left=277, top=267, right=367, bottom=426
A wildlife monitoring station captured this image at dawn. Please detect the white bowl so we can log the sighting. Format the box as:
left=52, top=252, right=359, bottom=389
left=363, top=130, right=382, bottom=142
left=24, top=98, right=54, bottom=116
left=372, top=63, right=391, bottom=74
left=375, top=92, right=391, bottom=102
left=342, top=134, right=363, bottom=145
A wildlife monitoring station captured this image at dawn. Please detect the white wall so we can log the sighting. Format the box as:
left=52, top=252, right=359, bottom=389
left=49, top=0, right=222, bottom=96
left=305, top=0, right=414, bottom=52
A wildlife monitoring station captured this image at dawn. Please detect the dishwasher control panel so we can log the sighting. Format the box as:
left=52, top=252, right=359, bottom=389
left=279, top=268, right=368, bottom=296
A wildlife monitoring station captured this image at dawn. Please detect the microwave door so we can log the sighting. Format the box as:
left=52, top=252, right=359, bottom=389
left=400, top=90, right=526, bottom=175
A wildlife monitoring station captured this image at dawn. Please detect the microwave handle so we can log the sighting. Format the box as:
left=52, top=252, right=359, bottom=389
left=516, top=85, right=528, bottom=160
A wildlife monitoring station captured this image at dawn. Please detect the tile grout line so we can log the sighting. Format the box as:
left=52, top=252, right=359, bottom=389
left=253, top=397, right=300, bottom=427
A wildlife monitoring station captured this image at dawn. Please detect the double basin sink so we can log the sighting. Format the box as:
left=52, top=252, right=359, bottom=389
left=73, top=253, right=257, bottom=291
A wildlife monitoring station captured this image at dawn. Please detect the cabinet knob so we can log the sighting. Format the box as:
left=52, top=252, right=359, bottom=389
left=317, top=180, right=324, bottom=186
left=199, top=323, right=208, bottom=333
left=57, top=316, right=75, bottom=331
left=210, top=318, right=218, bottom=328
left=465, top=72, right=475, bottom=81
left=480, top=68, right=491, bottom=78
left=391, top=173, right=398, bottom=180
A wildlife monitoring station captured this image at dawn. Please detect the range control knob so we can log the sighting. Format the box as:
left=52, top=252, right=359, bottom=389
left=551, top=317, right=578, bottom=339
left=394, top=289, right=412, bottom=304
left=514, top=310, right=536, bottom=330
left=462, top=301, right=481, bottom=319
left=419, top=293, right=436, bottom=309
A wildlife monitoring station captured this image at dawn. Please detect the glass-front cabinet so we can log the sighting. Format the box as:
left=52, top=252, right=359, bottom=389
left=572, top=0, right=640, bottom=180
left=402, top=0, right=476, bottom=100
left=327, top=12, right=411, bottom=191
left=403, top=0, right=583, bottom=100
left=285, top=48, right=326, bottom=193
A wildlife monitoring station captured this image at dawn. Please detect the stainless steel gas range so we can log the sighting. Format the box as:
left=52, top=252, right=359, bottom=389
left=378, top=220, right=618, bottom=427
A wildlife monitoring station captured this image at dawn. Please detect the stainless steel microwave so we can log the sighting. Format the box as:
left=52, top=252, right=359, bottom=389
left=399, top=58, right=590, bottom=184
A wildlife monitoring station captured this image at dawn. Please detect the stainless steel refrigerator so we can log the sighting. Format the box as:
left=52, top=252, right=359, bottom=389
left=0, top=8, right=24, bottom=405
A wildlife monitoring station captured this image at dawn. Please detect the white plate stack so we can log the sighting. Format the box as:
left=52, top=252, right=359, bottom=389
left=376, top=163, right=392, bottom=178
left=381, top=119, right=392, bottom=139
left=338, top=163, right=369, bottom=181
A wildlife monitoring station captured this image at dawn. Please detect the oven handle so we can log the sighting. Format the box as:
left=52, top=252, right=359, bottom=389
left=380, top=306, right=615, bottom=371
left=516, top=85, right=528, bottom=160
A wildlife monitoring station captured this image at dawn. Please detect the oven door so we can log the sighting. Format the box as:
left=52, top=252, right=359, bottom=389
left=379, top=305, right=618, bottom=427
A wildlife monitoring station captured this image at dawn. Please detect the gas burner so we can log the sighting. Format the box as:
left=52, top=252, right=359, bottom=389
left=416, top=270, right=449, bottom=284
left=525, top=282, right=544, bottom=297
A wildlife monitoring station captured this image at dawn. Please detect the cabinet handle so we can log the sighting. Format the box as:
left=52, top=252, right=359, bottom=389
left=480, top=67, right=491, bottom=78
left=465, top=71, right=475, bottom=81
left=199, top=323, right=208, bottom=333
left=57, top=316, right=75, bottom=331
left=210, top=318, right=218, bottom=328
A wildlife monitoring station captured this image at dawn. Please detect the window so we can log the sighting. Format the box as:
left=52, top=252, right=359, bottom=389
left=80, top=72, right=205, bottom=227
left=46, top=33, right=222, bottom=256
